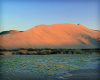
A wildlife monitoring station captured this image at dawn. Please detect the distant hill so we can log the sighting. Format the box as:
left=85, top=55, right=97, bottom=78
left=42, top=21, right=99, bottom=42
left=0, top=23, right=100, bottom=49
left=0, top=30, right=23, bottom=35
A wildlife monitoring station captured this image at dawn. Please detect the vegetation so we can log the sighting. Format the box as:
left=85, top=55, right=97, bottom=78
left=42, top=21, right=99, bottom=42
left=74, top=49, right=82, bottom=54
left=0, top=47, right=100, bottom=55
left=0, top=52, right=4, bottom=55
left=0, top=54, right=99, bottom=80
left=10, top=48, right=100, bottom=55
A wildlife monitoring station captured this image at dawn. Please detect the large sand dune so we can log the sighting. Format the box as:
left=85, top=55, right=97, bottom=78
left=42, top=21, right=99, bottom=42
left=0, top=23, right=100, bottom=49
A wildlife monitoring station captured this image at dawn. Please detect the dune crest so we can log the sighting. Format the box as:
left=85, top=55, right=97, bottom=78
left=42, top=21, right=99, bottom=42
left=0, top=30, right=23, bottom=35
left=0, top=23, right=100, bottom=49
left=9, top=30, right=20, bottom=34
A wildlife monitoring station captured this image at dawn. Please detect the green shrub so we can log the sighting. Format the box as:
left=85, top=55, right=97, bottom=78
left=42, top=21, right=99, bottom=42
left=36, top=50, right=51, bottom=55
left=40, top=50, right=49, bottom=55
left=61, top=50, right=66, bottom=54
left=25, top=52, right=30, bottom=55
left=36, top=51, right=42, bottom=55
left=12, top=52, right=16, bottom=55
left=25, top=52, right=36, bottom=55
left=74, top=49, right=82, bottom=54
left=15, top=52, right=25, bottom=55
left=68, top=51, right=72, bottom=54
left=64, top=50, right=69, bottom=54
left=27, top=48, right=34, bottom=51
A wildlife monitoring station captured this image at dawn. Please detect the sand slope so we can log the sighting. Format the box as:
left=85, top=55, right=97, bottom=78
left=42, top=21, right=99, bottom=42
left=0, top=24, right=100, bottom=49
left=0, top=30, right=23, bottom=35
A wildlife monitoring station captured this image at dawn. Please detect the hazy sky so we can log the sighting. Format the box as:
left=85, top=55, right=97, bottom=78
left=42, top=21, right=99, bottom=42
left=0, top=0, right=100, bottom=32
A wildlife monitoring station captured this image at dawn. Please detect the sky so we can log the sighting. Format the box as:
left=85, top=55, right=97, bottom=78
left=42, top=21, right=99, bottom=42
left=0, top=0, right=100, bottom=32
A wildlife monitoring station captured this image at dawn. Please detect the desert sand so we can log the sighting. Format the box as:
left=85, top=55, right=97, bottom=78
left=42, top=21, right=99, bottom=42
left=0, top=23, right=100, bottom=49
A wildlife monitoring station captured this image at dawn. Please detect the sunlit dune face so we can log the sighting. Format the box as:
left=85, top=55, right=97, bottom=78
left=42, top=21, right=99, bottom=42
left=0, top=23, right=100, bottom=49
left=9, top=30, right=20, bottom=34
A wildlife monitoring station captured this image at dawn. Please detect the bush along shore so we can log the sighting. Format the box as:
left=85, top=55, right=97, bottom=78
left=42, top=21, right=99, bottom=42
left=0, top=48, right=100, bottom=55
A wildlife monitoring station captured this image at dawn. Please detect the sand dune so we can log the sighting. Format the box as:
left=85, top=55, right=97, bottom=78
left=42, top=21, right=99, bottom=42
left=0, top=30, right=23, bottom=35
left=0, top=23, right=100, bottom=49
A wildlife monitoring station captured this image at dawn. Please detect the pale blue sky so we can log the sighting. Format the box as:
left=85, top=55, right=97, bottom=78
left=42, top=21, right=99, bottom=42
left=0, top=0, right=99, bottom=32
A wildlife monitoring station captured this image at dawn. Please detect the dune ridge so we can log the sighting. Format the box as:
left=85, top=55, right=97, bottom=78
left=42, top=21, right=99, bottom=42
left=0, top=30, right=23, bottom=35
left=0, top=23, right=100, bottom=49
